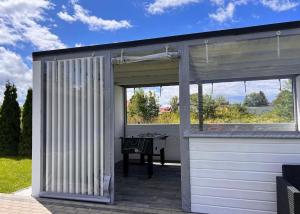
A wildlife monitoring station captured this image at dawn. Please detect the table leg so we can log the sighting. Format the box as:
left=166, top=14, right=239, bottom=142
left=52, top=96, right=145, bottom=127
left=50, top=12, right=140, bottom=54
left=123, top=153, right=129, bottom=177
left=140, top=154, right=145, bottom=165
left=147, top=155, right=153, bottom=178
left=160, top=148, right=165, bottom=166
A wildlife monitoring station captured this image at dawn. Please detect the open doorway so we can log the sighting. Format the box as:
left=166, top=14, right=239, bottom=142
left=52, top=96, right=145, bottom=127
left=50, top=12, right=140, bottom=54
left=113, top=54, right=182, bottom=210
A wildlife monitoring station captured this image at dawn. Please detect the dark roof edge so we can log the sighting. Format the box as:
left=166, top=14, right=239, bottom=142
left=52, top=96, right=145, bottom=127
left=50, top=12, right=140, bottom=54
left=32, top=20, right=300, bottom=59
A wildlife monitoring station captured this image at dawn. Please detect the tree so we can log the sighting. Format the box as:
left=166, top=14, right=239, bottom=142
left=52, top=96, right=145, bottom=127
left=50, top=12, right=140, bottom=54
left=169, top=96, right=179, bottom=113
left=19, top=88, right=32, bottom=156
left=190, top=93, right=217, bottom=119
left=272, top=89, right=294, bottom=121
left=127, top=89, right=159, bottom=123
left=0, top=82, right=21, bottom=156
left=243, top=91, right=269, bottom=107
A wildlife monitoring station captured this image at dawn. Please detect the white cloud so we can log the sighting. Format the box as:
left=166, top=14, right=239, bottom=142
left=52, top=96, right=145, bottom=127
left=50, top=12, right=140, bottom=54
left=260, top=0, right=299, bottom=12
left=57, top=11, right=77, bottom=22
left=0, top=0, right=66, bottom=50
left=0, top=47, right=32, bottom=104
left=210, top=0, right=224, bottom=6
left=75, top=43, right=83, bottom=47
left=147, top=0, right=200, bottom=14
left=58, top=1, right=132, bottom=31
left=209, top=2, right=235, bottom=23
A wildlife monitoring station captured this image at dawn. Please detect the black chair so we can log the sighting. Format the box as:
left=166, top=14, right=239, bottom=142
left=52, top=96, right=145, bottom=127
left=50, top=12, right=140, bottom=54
left=277, top=165, right=300, bottom=214
left=121, top=137, right=153, bottom=178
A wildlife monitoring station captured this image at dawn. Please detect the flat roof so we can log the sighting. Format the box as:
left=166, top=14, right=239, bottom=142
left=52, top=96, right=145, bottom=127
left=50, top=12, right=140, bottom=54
left=32, top=20, right=300, bottom=59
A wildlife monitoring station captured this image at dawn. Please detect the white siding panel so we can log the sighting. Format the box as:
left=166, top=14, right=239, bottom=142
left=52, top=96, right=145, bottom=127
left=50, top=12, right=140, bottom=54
left=191, top=169, right=280, bottom=182
left=190, top=151, right=300, bottom=163
left=69, top=60, right=76, bottom=194
left=192, top=195, right=276, bottom=211
left=45, top=62, right=52, bottom=192
left=190, top=137, right=300, bottom=214
left=191, top=177, right=276, bottom=192
left=192, top=205, right=275, bottom=214
left=99, top=57, right=104, bottom=196
left=93, top=57, right=100, bottom=196
left=81, top=58, right=87, bottom=194
left=190, top=160, right=282, bottom=173
left=51, top=61, right=58, bottom=192
left=192, top=187, right=276, bottom=201
left=63, top=60, right=69, bottom=193
left=57, top=61, right=64, bottom=193
left=87, top=57, right=94, bottom=195
left=75, top=59, right=82, bottom=194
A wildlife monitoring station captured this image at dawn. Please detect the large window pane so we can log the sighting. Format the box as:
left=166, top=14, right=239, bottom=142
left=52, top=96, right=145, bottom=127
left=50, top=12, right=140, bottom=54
left=126, top=85, right=180, bottom=124
left=190, top=78, right=296, bottom=131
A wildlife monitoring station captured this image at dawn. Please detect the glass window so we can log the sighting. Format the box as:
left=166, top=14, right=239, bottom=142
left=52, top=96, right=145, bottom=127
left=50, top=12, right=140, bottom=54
left=126, top=85, right=180, bottom=124
left=190, top=78, right=296, bottom=132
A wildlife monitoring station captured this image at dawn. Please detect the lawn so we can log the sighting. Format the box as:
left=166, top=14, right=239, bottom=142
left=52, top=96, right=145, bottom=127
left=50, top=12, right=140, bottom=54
left=0, top=157, right=31, bottom=193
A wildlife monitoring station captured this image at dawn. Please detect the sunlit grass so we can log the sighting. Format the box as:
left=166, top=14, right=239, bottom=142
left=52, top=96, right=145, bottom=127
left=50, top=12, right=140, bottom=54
left=0, top=157, right=31, bottom=193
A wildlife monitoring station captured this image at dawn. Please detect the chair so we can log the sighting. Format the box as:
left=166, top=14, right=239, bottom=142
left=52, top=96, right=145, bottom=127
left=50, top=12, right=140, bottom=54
left=277, top=165, right=300, bottom=214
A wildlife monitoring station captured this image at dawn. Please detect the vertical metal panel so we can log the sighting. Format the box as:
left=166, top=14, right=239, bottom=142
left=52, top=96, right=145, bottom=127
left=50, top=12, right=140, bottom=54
left=75, top=59, right=82, bottom=194
left=81, top=59, right=88, bottom=194
left=87, top=57, right=94, bottom=195
left=51, top=61, right=58, bottom=192
left=45, top=62, right=52, bottom=192
left=179, top=46, right=191, bottom=212
left=32, top=60, right=44, bottom=196
left=93, top=57, right=100, bottom=196
left=43, top=56, right=106, bottom=198
left=69, top=60, right=76, bottom=194
left=57, top=61, right=64, bottom=193
left=63, top=60, right=69, bottom=193
left=99, top=57, right=104, bottom=196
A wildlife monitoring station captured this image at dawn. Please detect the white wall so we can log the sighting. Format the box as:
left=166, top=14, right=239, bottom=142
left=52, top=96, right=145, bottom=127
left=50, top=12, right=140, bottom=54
left=126, top=124, right=181, bottom=161
left=114, top=86, right=124, bottom=163
left=189, top=137, right=300, bottom=214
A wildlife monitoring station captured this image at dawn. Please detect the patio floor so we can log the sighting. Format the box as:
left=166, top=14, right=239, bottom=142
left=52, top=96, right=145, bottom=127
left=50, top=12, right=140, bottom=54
left=115, top=161, right=182, bottom=210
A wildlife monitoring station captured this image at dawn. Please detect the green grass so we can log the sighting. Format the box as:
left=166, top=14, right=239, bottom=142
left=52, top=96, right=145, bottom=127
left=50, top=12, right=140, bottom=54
left=0, top=157, right=31, bottom=193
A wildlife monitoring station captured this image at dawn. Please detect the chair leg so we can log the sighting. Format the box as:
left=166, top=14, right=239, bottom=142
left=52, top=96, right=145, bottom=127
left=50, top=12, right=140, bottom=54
left=160, top=148, right=165, bottom=166
left=147, top=155, right=153, bottom=178
left=123, top=153, right=129, bottom=177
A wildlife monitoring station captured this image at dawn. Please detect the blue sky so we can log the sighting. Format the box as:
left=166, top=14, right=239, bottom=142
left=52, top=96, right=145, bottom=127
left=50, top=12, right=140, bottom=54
left=0, top=0, right=299, bottom=104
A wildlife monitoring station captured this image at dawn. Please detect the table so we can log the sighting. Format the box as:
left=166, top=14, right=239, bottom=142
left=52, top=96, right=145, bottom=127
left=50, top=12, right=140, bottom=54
left=121, top=133, right=168, bottom=178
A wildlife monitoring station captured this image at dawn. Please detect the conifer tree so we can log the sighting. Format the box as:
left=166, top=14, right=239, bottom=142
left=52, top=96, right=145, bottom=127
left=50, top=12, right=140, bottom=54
left=0, top=82, right=21, bottom=156
left=19, top=88, right=32, bottom=156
